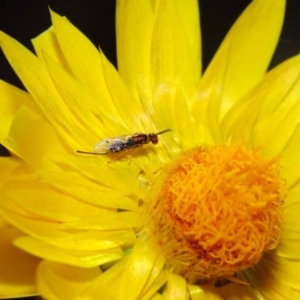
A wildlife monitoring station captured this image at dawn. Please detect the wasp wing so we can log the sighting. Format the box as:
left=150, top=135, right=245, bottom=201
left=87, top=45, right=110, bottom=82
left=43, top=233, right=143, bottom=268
left=94, top=135, right=134, bottom=154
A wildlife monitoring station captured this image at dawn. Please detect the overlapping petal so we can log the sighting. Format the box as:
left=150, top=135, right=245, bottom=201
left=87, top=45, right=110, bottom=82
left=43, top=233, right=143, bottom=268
left=0, top=218, right=40, bottom=298
left=37, top=261, right=101, bottom=300
left=0, top=80, right=39, bottom=142
left=116, top=0, right=201, bottom=110
left=193, top=0, right=285, bottom=142
left=1, top=0, right=300, bottom=299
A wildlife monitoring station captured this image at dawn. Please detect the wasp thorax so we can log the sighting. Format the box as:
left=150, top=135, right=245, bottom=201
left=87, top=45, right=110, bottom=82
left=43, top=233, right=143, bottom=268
left=143, top=143, right=284, bottom=283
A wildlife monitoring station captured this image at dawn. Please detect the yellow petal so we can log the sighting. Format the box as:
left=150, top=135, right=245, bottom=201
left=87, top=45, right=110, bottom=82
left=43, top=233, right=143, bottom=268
left=151, top=0, right=200, bottom=99
left=2, top=106, right=64, bottom=169
left=42, top=52, right=108, bottom=136
left=279, top=240, right=300, bottom=261
left=3, top=177, right=92, bottom=224
left=173, top=0, right=201, bottom=82
left=0, top=31, right=79, bottom=128
left=63, top=211, right=141, bottom=231
left=49, top=10, right=127, bottom=127
left=193, top=0, right=285, bottom=140
left=277, top=123, right=300, bottom=185
left=47, top=152, right=141, bottom=196
left=0, top=219, right=40, bottom=298
left=2, top=177, right=136, bottom=239
left=0, top=32, right=98, bottom=153
left=14, top=236, right=124, bottom=268
left=221, top=56, right=300, bottom=157
left=245, top=253, right=300, bottom=299
left=41, top=41, right=131, bottom=138
left=0, top=80, right=39, bottom=142
left=116, top=0, right=155, bottom=99
left=279, top=188, right=300, bottom=259
left=0, top=202, right=69, bottom=239
left=99, top=51, right=148, bottom=132
left=266, top=254, right=300, bottom=292
left=164, top=273, right=187, bottom=300
left=83, top=258, right=128, bottom=299
left=2, top=199, right=135, bottom=254
left=0, top=156, right=23, bottom=187
left=140, top=269, right=167, bottom=300
left=41, top=170, right=138, bottom=211
left=37, top=261, right=101, bottom=300
left=32, top=26, right=72, bottom=74
left=117, top=0, right=201, bottom=103
left=118, top=240, right=166, bottom=300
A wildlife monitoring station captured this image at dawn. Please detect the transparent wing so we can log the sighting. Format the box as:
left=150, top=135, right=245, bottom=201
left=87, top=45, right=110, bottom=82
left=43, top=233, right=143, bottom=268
left=94, top=136, right=131, bottom=154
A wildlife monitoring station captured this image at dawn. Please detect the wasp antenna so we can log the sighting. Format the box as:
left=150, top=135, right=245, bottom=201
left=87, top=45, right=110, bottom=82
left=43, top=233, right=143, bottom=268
left=77, top=150, right=106, bottom=155
left=156, top=129, right=172, bottom=135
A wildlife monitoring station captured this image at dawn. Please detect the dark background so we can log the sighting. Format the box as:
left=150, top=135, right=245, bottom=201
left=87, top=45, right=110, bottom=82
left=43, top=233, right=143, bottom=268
left=0, top=0, right=300, bottom=298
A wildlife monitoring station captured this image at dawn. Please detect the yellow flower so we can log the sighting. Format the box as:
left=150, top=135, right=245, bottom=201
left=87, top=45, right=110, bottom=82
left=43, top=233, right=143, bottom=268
left=1, top=0, right=300, bottom=299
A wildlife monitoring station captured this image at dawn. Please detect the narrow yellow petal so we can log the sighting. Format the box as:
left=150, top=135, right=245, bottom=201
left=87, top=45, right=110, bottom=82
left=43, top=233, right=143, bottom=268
left=221, top=56, right=300, bottom=157
left=83, top=258, right=127, bottom=299
left=117, top=0, right=201, bottom=103
left=47, top=152, right=141, bottom=196
left=41, top=170, right=138, bottom=211
left=283, top=183, right=300, bottom=211
left=32, top=26, right=72, bottom=74
left=187, top=284, right=228, bottom=300
left=222, top=54, right=300, bottom=144
left=245, top=254, right=300, bottom=299
left=49, top=10, right=125, bottom=125
left=118, top=240, right=164, bottom=300
left=37, top=261, right=101, bottom=300
left=2, top=177, right=133, bottom=228
left=42, top=52, right=108, bottom=137
left=2, top=106, right=64, bottom=169
left=0, top=31, right=79, bottom=127
left=151, top=0, right=199, bottom=99
left=280, top=122, right=300, bottom=174
left=151, top=88, right=212, bottom=150
left=266, top=254, right=300, bottom=292
left=1, top=41, right=100, bottom=156
left=1, top=176, right=136, bottom=260
left=14, top=236, right=124, bottom=268
left=280, top=192, right=300, bottom=258
left=140, top=269, right=167, bottom=300
left=45, top=230, right=135, bottom=252
left=116, top=0, right=155, bottom=98
left=2, top=199, right=136, bottom=254
left=136, top=246, right=167, bottom=300
left=193, top=0, right=285, bottom=140
left=253, top=77, right=300, bottom=159
left=173, top=0, right=201, bottom=81
left=0, top=219, right=40, bottom=298
left=0, top=157, right=23, bottom=187
left=64, top=211, right=141, bottom=231
left=164, top=273, right=187, bottom=300
left=0, top=80, right=38, bottom=142
left=99, top=51, right=148, bottom=132
left=1, top=31, right=127, bottom=153
left=0, top=203, right=71, bottom=239
left=187, top=285, right=204, bottom=300
left=276, top=240, right=300, bottom=261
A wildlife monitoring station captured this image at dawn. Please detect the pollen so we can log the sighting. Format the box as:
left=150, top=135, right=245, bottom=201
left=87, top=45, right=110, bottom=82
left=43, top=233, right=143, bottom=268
left=145, top=143, right=284, bottom=283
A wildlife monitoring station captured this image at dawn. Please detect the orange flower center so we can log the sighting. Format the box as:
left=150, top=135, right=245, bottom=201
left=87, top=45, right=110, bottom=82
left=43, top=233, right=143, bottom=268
left=144, top=143, right=284, bottom=283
